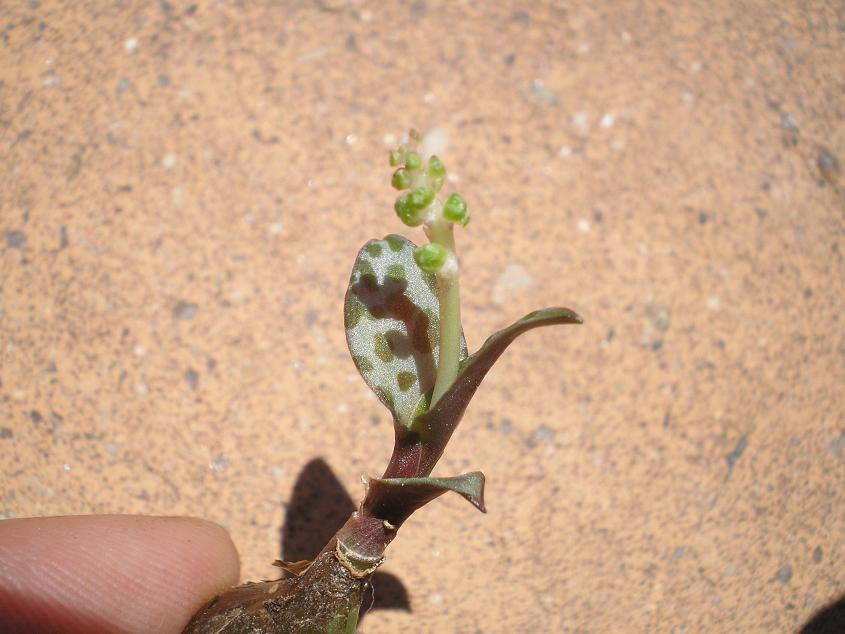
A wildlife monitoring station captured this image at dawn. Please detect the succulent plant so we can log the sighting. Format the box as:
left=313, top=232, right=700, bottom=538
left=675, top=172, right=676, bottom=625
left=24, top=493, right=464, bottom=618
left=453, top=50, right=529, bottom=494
left=183, top=130, right=582, bottom=633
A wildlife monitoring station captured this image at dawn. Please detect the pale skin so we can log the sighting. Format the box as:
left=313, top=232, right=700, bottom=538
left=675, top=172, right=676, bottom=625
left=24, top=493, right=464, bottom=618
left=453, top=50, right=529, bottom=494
left=0, top=515, right=239, bottom=633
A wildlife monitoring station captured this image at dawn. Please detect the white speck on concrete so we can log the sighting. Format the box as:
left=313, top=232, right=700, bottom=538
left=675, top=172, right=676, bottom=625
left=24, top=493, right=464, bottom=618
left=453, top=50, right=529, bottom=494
left=427, top=592, right=445, bottom=606
left=161, top=153, right=177, bottom=169
left=423, top=92, right=436, bottom=104
left=683, top=91, right=695, bottom=104
left=210, top=456, right=229, bottom=473
left=421, top=126, right=449, bottom=158
left=706, top=296, right=721, bottom=311
left=172, top=187, right=185, bottom=207
left=134, top=383, right=148, bottom=395
left=345, top=133, right=358, bottom=145
left=600, top=113, right=615, bottom=129
left=690, top=60, right=702, bottom=73
left=105, top=442, right=120, bottom=455
left=611, top=139, right=626, bottom=151
left=559, top=145, right=573, bottom=157
left=382, top=132, right=396, bottom=146
left=43, top=75, right=62, bottom=87
left=336, top=403, right=349, bottom=414
left=577, top=42, right=591, bottom=54
left=133, top=345, right=146, bottom=357
left=492, top=263, right=535, bottom=307
left=63, top=463, right=71, bottom=472
left=577, top=219, right=590, bottom=234
left=269, top=222, right=283, bottom=236
left=530, top=79, right=559, bottom=106
left=571, top=112, right=590, bottom=133
left=124, top=37, right=139, bottom=53
left=292, top=360, right=305, bottom=371
left=620, top=31, right=632, bottom=43
left=298, top=47, right=329, bottom=63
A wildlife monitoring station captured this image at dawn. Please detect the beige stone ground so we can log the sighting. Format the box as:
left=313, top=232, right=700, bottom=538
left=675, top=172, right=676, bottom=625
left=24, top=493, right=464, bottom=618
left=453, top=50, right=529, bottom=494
left=2, top=1, right=843, bottom=632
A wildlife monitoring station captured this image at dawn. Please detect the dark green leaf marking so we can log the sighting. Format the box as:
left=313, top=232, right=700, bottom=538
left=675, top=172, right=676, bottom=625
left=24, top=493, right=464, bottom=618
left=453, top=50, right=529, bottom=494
left=374, top=333, right=394, bottom=363
left=397, top=371, right=417, bottom=391
left=385, top=236, right=404, bottom=252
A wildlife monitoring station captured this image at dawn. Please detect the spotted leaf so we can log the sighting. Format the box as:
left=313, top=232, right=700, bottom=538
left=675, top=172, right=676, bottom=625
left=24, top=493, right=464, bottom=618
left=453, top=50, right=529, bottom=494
left=345, top=235, right=466, bottom=428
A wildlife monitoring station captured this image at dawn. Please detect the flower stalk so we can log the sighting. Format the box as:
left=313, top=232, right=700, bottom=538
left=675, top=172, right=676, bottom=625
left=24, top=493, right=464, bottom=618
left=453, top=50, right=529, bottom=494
left=391, top=131, right=469, bottom=407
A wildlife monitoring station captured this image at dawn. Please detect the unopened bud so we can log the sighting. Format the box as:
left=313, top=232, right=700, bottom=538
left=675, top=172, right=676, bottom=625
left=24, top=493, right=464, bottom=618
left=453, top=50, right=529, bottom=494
left=395, top=194, right=424, bottom=227
left=391, top=168, right=412, bottom=190
left=413, top=243, right=448, bottom=273
left=408, top=186, right=435, bottom=210
left=442, top=193, right=469, bottom=226
left=405, top=152, right=422, bottom=171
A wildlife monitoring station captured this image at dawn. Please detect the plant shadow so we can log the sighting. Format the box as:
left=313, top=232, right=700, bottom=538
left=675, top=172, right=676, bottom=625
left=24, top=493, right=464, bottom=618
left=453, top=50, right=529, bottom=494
left=800, top=594, right=845, bottom=633
left=280, top=457, right=411, bottom=621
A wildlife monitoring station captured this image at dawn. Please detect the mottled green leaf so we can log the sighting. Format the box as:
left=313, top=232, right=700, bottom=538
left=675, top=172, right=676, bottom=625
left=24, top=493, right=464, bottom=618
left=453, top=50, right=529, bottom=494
left=366, top=471, right=486, bottom=526
left=345, top=235, right=466, bottom=427
left=411, top=307, right=582, bottom=471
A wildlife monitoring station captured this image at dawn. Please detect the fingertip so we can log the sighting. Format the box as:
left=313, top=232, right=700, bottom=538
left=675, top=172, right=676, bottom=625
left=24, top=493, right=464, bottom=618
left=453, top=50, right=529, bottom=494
left=0, top=515, right=242, bottom=634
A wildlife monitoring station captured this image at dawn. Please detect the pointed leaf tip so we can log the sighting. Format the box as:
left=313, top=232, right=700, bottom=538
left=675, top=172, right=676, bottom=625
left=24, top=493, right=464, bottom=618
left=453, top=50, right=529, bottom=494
left=411, top=307, right=582, bottom=472
left=366, top=471, right=487, bottom=526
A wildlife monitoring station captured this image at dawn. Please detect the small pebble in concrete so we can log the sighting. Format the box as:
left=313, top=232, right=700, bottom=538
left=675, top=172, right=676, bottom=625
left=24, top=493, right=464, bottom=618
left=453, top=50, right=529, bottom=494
left=173, top=301, right=198, bottom=320
left=5, top=230, right=26, bottom=249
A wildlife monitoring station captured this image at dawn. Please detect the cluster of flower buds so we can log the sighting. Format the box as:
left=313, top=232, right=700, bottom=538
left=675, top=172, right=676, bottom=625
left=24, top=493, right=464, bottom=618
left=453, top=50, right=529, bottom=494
left=389, top=132, right=469, bottom=230
left=389, top=131, right=469, bottom=273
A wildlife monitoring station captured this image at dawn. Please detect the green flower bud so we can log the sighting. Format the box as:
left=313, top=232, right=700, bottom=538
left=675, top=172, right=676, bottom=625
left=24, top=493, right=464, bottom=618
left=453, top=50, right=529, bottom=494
left=395, top=194, right=424, bottom=227
left=408, top=186, right=435, bottom=210
left=405, top=152, right=422, bottom=171
left=443, top=193, right=469, bottom=225
left=391, top=168, right=411, bottom=190
left=427, top=155, right=446, bottom=178
left=413, top=243, right=447, bottom=273
left=389, top=149, right=402, bottom=167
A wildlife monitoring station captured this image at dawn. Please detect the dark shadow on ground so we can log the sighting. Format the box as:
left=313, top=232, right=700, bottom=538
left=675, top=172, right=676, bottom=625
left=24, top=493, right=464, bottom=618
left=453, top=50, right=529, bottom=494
left=800, top=595, right=845, bottom=633
left=280, top=458, right=411, bottom=621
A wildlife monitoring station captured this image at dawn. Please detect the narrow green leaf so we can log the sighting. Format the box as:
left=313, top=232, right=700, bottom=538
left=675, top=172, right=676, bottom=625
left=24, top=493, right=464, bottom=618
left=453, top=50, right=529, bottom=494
left=344, top=235, right=466, bottom=428
left=412, top=307, right=582, bottom=469
left=366, top=471, right=486, bottom=526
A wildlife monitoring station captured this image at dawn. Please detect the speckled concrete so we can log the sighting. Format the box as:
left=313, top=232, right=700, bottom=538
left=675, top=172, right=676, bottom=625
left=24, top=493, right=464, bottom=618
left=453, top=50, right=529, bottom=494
left=2, top=1, right=843, bottom=632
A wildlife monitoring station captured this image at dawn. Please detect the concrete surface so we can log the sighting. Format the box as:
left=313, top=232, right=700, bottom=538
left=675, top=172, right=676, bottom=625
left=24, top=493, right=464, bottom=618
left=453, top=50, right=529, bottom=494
left=2, top=1, right=843, bottom=631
